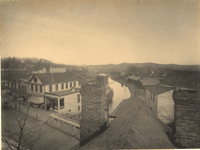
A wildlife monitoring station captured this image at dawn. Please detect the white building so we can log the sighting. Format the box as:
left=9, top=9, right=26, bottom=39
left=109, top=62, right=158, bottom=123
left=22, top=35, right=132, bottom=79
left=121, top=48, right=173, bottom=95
left=49, top=67, right=66, bottom=73
left=28, top=72, right=82, bottom=114
left=32, top=67, right=47, bottom=74
left=146, top=85, right=174, bottom=124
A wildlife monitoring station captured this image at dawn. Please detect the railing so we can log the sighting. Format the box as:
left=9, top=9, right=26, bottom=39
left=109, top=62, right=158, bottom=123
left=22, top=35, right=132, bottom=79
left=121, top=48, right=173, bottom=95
left=50, top=112, right=80, bottom=128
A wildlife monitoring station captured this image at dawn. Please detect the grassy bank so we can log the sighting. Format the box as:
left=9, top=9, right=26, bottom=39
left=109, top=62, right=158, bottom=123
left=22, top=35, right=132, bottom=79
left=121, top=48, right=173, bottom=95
left=110, top=77, right=146, bottom=100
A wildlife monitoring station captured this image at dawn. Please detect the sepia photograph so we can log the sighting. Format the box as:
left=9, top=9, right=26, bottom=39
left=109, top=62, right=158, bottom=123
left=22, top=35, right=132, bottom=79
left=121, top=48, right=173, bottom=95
left=1, top=0, right=200, bottom=149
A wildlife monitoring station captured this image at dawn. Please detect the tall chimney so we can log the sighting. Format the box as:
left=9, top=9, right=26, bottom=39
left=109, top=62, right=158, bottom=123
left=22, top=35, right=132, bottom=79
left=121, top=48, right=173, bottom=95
left=173, top=90, right=200, bottom=148
left=80, top=83, right=107, bottom=146
left=95, top=75, right=108, bottom=86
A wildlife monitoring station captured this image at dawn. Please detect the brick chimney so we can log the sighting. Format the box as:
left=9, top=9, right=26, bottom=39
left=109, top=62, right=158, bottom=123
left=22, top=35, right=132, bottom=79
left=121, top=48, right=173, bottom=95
left=95, top=75, right=108, bottom=86
left=173, top=90, right=200, bottom=148
left=80, top=76, right=108, bottom=146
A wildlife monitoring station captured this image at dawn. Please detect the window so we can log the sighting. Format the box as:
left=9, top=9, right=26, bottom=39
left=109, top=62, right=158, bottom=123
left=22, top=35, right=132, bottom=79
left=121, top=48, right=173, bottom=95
left=66, top=83, right=68, bottom=89
left=74, top=81, right=76, bottom=87
left=60, top=98, right=64, bottom=106
left=56, top=84, right=58, bottom=91
left=77, top=94, right=80, bottom=103
left=78, top=106, right=80, bottom=111
left=35, top=85, right=38, bottom=92
left=40, top=85, right=42, bottom=93
left=61, top=83, right=64, bottom=90
left=49, top=85, right=52, bottom=92
left=34, top=78, right=37, bottom=83
left=31, top=85, right=33, bottom=92
left=70, top=82, right=72, bottom=88
left=11, top=82, right=13, bottom=87
left=151, top=93, right=155, bottom=102
left=18, top=85, right=20, bottom=90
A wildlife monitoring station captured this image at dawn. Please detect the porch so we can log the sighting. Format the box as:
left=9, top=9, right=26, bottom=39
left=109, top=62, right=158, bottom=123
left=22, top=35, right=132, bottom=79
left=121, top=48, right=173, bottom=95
left=45, top=88, right=81, bottom=114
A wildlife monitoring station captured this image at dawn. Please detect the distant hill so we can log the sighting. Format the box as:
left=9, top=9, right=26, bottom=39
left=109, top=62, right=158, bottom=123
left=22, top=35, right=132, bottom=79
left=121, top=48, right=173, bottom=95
left=83, top=63, right=200, bottom=76
left=1, top=57, right=82, bottom=73
left=3, top=57, right=200, bottom=77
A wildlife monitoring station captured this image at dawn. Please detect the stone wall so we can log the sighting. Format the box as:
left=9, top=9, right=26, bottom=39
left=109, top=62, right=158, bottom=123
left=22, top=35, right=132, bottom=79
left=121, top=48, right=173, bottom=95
left=80, top=84, right=107, bottom=146
left=173, top=90, right=200, bottom=148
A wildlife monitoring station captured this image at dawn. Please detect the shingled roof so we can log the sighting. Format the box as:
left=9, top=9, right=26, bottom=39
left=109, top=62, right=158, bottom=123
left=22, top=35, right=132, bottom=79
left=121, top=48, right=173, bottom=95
left=78, top=97, right=175, bottom=149
left=128, top=76, right=141, bottom=80
left=146, top=85, right=174, bottom=95
left=29, top=72, right=79, bottom=85
left=140, top=77, right=160, bottom=87
left=160, top=70, right=200, bottom=89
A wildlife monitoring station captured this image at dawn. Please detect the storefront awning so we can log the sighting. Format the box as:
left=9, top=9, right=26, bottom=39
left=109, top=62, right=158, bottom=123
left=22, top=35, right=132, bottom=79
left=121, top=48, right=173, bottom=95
left=28, top=96, right=44, bottom=104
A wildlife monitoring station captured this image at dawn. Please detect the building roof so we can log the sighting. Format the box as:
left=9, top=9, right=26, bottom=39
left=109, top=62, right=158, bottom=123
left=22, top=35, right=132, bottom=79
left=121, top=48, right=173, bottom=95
left=160, top=70, right=200, bottom=89
left=146, top=85, right=174, bottom=95
left=128, top=76, right=141, bottom=80
left=45, top=88, right=80, bottom=97
left=79, top=97, right=175, bottom=149
left=110, top=97, right=139, bottom=117
left=140, top=77, right=160, bottom=86
left=2, top=109, right=79, bottom=150
left=29, top=72, right=79, bottom=85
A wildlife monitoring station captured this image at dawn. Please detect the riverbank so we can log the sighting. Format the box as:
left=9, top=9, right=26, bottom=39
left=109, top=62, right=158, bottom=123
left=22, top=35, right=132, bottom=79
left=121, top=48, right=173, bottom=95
left=110, top=77, right=146, bottom=100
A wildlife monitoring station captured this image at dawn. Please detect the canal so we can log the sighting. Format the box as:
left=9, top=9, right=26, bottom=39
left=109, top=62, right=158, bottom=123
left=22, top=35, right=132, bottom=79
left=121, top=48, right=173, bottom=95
left=108, top=77, right=131, bottom=114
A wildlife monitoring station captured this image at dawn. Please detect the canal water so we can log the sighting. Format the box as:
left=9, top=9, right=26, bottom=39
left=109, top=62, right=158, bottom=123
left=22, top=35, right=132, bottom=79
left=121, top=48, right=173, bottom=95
left=108, top=77, right=131, bottom=114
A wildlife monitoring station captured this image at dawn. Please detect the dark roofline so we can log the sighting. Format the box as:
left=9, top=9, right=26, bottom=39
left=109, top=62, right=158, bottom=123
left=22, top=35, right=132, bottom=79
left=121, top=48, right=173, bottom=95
left=146, top=85, right=174, bottom=95
left=28, top=73, right=80, bottom=85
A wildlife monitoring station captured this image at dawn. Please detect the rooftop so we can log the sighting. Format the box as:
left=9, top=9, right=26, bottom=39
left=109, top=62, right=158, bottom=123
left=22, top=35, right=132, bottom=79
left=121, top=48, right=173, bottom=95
left=146, top=85, right=174, bottom=95
left=128, top=76, right=141, bottom=80
left=29, top=72, right=79, bottom=85
left=2, top=109, right=79, bottom=150
left=45, top=88, right=80, bottom=97
left=110, top=97, right=141, bottom=117
left=78, top=97, right=175, bottom=149
left=140, top=77, right=160, bottom=86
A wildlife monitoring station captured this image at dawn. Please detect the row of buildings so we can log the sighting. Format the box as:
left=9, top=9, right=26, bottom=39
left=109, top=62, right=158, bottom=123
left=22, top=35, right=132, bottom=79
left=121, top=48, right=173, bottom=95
left=140, top=70, right=200, bottom=148
left=2, top=69, right=86, bottom=114
left=2, top=66, right=108, bottom=115
left=2, top=67, right=200, bottom=148
left=32, top=66, right=83, bottom=74
left=78, top=70, right=200, bottom=148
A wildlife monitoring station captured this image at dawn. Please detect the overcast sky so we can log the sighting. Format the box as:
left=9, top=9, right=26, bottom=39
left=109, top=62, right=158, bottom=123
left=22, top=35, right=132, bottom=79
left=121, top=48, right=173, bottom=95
left=1, top=0, right=200, bottom=65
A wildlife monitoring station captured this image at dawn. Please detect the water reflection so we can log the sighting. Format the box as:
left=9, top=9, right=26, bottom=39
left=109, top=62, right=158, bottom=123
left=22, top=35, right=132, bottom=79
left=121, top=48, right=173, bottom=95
left=108, top=78, right=131, bottom=114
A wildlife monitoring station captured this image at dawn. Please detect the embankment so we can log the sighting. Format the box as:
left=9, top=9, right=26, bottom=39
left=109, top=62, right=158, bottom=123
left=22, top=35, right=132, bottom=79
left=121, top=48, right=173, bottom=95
left=110, top=77, right=146, bottom=100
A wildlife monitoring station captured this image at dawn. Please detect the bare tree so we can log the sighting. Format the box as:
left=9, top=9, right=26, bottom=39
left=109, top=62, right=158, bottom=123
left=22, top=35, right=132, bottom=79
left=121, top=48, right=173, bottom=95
left=2, top=106, right=45, bottom=150
left=157, top=106, right=174, bottom=124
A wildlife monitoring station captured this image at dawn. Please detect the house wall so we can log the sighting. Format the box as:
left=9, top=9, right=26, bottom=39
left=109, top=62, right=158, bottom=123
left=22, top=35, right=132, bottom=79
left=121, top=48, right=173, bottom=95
left=157, top=90, right=174, bottom=124
left=28, top=76, right=45, bottom=96
left=50, top=67, right=66, bottom=73
left=28, top=84, right=45, bottom=96
left=45, top=81, right=80, bottom=93
left=146, top=90, right=157, bottom=117
left=59, top=92, right=81, bottom=113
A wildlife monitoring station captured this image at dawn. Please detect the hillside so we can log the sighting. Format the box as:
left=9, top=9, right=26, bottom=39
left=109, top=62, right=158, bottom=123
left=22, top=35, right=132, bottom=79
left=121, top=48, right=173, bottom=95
left=1, top=57, right=81, bottom=72
left=83, top=63, right=200, bottom=76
